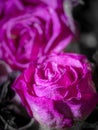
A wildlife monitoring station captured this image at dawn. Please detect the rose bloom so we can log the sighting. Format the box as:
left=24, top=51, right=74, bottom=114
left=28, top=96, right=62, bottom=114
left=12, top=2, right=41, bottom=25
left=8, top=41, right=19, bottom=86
left=0, top=0, right=64, bottom=20
left=0, top=0, right=74, bottom=71
left=22, top=0, right=64, bottom=9
left=12, top=53, right=98, bottom=129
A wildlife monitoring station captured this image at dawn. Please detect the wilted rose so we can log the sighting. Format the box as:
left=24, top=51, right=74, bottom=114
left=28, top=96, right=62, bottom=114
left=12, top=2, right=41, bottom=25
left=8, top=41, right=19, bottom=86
left=22, top=0, right=64, bottom=9
left=0, top=0, right=74, bottom=71
left=12, top=53, right=98, bottom=129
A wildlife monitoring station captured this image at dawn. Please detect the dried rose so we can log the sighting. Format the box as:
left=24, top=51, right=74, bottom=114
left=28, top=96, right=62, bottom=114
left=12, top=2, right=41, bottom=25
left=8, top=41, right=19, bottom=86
left=0, top=1, right=74, bottom=71
left=12, top=52, right=98, bottom=129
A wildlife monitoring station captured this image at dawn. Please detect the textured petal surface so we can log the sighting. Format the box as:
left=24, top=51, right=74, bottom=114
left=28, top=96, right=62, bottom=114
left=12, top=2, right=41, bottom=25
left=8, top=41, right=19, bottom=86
left=12, top=52, right=98, bottom=129
left=0, top=0, right=74, bottom=71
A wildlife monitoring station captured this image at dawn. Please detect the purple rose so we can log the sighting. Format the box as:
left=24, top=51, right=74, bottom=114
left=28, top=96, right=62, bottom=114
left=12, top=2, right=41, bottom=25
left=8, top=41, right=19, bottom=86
left=12, top=53, right=98, bottom=129
left=0, top=0, right=23, bottom=25
left=22, top=0, right=64, bottom=9
left=0, top=1, right=74, bottom=71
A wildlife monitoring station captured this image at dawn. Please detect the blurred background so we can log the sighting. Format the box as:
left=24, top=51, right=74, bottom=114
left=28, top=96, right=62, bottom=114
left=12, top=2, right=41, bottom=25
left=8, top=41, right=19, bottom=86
left=67, top=0, right=98, bottom=61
